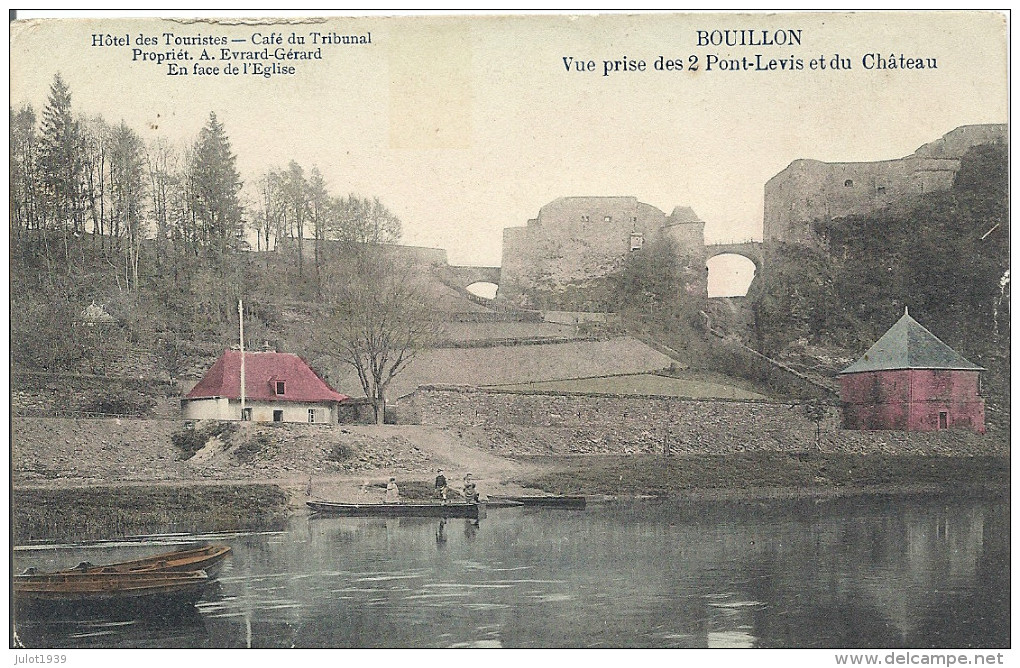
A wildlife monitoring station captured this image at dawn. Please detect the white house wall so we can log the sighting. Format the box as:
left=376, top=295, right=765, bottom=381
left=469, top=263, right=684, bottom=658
left=181, top=397, right=232, bottom=420
left=181, top=398, right=338, bottom=423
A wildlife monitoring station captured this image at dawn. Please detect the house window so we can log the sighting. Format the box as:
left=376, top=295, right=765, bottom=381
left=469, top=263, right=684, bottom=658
left=275, top=381, right=286, bottom=395
left=630, top=232, right=644, bottom=251
left=241, top=407, right=252, bottom=421
left=938, top=411, right=948, bottom=430
left=844, top=179, right=854, bottom=187
left=308, top=408, right=316, bottom=423
left=273, top=410, right=283, bottom=422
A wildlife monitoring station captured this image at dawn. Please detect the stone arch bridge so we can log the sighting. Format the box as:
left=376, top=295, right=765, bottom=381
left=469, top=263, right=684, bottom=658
left=444, top=265, right=502, bottom=288
left=705, top=241, right=765, bottom=273
left=442, top=248, right=765, bottom=296
left=704, top=241, right=765, bottom=296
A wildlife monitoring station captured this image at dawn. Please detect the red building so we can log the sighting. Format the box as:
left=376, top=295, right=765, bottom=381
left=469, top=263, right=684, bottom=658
left=839, top=310, right=985, bottom=433
left=182, top=350, right=349, bottom=424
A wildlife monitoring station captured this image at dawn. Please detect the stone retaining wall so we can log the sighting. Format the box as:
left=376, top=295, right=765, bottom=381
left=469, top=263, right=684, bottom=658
left=398, top=386, right=1007, bottom=456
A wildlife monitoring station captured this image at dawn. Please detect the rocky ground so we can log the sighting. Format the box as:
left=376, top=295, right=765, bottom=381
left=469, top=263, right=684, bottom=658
left=11, top=417, right=548, bottom=504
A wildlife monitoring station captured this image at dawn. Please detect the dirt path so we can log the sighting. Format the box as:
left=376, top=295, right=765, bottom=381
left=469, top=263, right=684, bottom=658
left=376, top=426, right=531, bottom=480
left=324, top=425, right=547, bottom=500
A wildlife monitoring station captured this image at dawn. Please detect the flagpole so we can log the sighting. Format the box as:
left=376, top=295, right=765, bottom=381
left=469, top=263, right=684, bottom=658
left=239, top=298, right=246, bottom=419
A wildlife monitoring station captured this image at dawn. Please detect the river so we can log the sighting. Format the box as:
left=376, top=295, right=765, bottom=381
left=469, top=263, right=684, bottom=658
left=12, top=492, right=1009, bottom=649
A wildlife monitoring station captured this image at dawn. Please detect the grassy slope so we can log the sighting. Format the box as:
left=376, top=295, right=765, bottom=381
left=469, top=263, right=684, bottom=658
left=323, top=336, right=683, bottom=399
left=489, top=371, right=767, bottom=400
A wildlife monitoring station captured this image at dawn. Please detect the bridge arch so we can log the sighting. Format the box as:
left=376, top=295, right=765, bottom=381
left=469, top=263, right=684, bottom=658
left=466, top=281, right=499, bottom=300
left=704, top=242, right=764, bottom=298
left=707, top=254, right=757, bottom=297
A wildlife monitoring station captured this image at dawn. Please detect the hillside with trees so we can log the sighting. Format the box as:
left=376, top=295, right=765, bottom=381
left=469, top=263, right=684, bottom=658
left=9, top=74, right=430, bottom=411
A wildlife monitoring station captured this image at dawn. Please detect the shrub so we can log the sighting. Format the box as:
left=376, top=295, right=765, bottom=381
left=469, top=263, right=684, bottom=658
left=330, top=443, right=358, bottom=461
left=171, top=421, right=238, bottom=460
left=171, top=428, right=208, bottom=460
left=233, top=433, right=276, bottom=463
left=82, top=391, right=153, bottom=416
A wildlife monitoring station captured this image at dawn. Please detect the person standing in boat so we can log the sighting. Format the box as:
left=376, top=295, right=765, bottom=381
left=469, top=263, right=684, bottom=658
left=386, top=477, right=400, bottom=503
left=463, top=473, right=478, bottom=503
left=435, top=469, right=448, bottom=502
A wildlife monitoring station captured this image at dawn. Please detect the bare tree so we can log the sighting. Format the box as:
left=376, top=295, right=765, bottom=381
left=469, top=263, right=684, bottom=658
left=307, top=166, right=329, bottom=286
left=283, top=160, right=308, bottom=275
left=10, top=104, right=41, bottom=237
left=79, top=114, right=111, bottom=248
left=253, top=170, right=282, bottom=252
left=328, top=194, right=402, bottom=246
left=145, top=136, right=182, bottom=267
left=324, top=249, right=442, bottom=424
left=109, top=120, right=147, bottom=290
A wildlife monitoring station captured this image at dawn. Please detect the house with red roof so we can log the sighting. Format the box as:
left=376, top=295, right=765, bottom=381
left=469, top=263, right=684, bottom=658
left=182, top=349, right=349, bottom=423
left=839, top=309, right=985, bottom=433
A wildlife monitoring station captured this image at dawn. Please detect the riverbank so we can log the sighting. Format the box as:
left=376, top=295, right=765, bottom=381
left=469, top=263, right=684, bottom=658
left=516, top=452, right=1011, bottom=496
left=11, top=417, right=1010, bottom=543
left=13, top=477, right=1009, bottom=545
left=12, top=484, right=290, bottom=544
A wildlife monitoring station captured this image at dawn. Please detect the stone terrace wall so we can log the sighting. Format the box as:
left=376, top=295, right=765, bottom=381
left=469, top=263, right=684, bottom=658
left=12, top=371, right=179, bottom=418
left=398, top=386, right=1006, bottom=457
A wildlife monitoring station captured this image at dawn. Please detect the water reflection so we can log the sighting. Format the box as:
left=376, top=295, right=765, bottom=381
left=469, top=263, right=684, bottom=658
left=11, top=494, right=1009, bottom=649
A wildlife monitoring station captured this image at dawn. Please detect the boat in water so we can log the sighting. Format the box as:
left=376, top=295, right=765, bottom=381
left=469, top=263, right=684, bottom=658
left=14, top=570, right=213, bottom=613
left=307, top=500, right=484, bottom=518
left=58, top=544, right=233, bottom=577
left=488, top=495, right=587, bottom=509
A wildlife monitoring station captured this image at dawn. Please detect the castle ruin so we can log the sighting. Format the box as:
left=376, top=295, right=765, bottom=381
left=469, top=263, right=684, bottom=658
left=764, top=124, right=1007, bottom=245
left=498, top=196, right=706, bottom=304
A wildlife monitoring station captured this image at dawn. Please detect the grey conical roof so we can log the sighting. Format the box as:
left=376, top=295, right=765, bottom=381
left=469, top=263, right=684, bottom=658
left=667, top=206, right=704, bottom=224
left=840, top=310, right=983, bottom=374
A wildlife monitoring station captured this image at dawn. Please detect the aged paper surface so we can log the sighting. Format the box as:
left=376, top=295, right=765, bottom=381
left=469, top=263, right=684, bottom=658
left=8, top=10, right=1009, bottom=657
left=11, top=12, right=1007, bottom=267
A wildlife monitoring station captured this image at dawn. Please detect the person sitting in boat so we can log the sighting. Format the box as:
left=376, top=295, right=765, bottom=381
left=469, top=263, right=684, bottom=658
left=435, top=469, right=448, bottom=502
left=463, top=473, right=478, bottom=504
left=386, top=477, right=400, bottom=503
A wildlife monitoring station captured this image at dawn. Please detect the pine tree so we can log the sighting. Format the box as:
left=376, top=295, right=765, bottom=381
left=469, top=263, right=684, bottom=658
left=190, top=112, right=242, bottom=253
left=38, top=74, right=86, bottom=253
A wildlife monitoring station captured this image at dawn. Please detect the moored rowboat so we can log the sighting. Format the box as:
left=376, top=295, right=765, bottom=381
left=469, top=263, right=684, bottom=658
left=58, top=544, right=233, bottom=577
left=14, top=570, right=213, bottom=612
left=307, top=500, right=482, bottom=518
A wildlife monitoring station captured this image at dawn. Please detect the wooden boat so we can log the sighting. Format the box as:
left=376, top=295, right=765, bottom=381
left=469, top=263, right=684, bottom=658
left=489, top=495, right=587, bottom=509
left=307, top=500, right=483, bottom=518
left=14, top=570, right=213, bottom=612
left=485, top=499, right=531, bottom=509
left=58, top=544, right=232, bottom=577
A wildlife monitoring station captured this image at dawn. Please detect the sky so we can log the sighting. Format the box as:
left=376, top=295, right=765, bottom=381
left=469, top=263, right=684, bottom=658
left=9, top=11, right=1009, bottom=270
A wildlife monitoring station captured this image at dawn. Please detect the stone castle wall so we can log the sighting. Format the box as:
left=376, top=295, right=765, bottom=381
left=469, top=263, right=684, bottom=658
left=764, top=124, right=1007, bottom=244
left=276, top=238, right=449, bottom=266
left=499, top=197, right=706, bottom=303
left=397, top=386, right=1005, bottom=457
